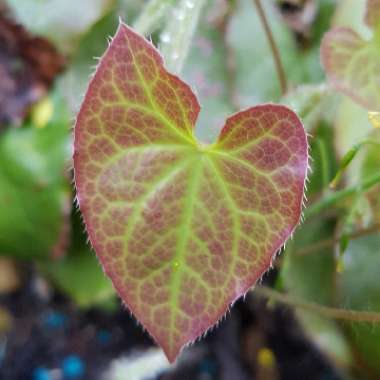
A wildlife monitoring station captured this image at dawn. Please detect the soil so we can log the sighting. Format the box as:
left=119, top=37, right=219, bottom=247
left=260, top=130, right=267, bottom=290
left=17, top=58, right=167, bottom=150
left=0, top=268, right=343, bottom=380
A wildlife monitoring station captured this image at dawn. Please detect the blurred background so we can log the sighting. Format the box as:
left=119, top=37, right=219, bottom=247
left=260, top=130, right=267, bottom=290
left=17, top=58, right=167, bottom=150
left=0, top=0, right=380, bottom=379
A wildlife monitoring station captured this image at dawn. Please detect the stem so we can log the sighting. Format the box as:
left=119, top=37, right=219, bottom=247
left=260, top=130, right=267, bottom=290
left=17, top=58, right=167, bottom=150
left=330, top=139, right=380, bottom=189
left=220, top=1, right=240, bottom=111
left=159, top=0, right=206, bottom=74
left=253, top=0, right=287, bottom=95
left=296, top=223, right=380, bottom=256
left=133, top=0, right=176, bottom=36
left=256, top=286, right=380, bottom=323
left=316, top=138, right=330, bottom=189
left=305, top=172, right=380, bottom=219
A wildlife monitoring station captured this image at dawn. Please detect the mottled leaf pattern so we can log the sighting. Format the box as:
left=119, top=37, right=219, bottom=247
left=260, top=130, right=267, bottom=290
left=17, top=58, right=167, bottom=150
left=321, top=0, right=380, bottom=110
left=74, top=23, right=308, bottom=361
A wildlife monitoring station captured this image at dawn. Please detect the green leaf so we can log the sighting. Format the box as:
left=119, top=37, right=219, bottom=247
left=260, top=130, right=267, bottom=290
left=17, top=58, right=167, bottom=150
left=73, top=23, right=308, bottom=362
left=0, top=95, right=71, bottom=259
left=133, top=0, right=177, bottom=36
left=59, top=2, right=146, bottom=113
left=159, top=0, right=206, bottom=74
left=321, top=0, right=380, bottom=110
left=280, top=217, right=353, bottom=367
left=279, top=122, right=351, bottom=367
left=282, top=219, right=336, bottom=305
left=329, top=140, right=376, bottom=189
left=281, top=123, right=339, bottom=299
left=360, top=129, right=380, bottom=222
left=43, top=246, right=116, bottom=307
left=335, top=98, right=373, bottom=181
left=338, top=234, right=380, bottom=375
left=41, top=213, right=115, bottom=308
left=334, top=98, right=378, bottom=226
left=59, top=12, right=119, bottom=113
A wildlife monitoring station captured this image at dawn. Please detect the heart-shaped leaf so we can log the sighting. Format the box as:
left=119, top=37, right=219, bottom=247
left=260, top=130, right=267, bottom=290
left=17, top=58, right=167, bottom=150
left=73, top=23, right=308, bottom=362
left=321, top=0, right=380, bottom=110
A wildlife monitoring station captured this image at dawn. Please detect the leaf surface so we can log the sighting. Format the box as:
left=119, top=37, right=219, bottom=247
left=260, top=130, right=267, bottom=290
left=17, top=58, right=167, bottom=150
left=338, top=233, right=380, bottom=374
left=74, top=23, right=308, bottom=361
left=321, top=0, right=380, bottom=110
left=0, top=95, right=71, bottom=259
left=41, top=212, right=115, bottom=308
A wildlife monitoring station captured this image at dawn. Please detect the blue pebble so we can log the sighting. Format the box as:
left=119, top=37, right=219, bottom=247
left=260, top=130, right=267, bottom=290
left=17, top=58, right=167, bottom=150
left=32, top=367, right=51, bottom=380
left=0, top=340, right=6, bottom=366
left=43, top=311, right=67, bottom=329
left=62, top=355, right=85, bottom=379
left=97, top=330, right=111, bottom=344
left=320, top=374, right=339, bottom=380
left=199, top=359, right=217, bottom=375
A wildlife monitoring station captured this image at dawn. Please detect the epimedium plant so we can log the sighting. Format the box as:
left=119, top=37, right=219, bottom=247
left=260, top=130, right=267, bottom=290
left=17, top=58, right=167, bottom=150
left=281, top=0, right=380, bottom=375
left=321, top=0, right=380, bottom=111
left=73, top=22, right=308, bottom=361
left=3, top=0, right=380, bottom=375
left=70, top=0, right=380, bottom=366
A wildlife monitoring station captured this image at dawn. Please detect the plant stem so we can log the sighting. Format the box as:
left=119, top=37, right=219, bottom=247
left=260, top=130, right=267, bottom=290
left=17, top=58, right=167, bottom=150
left=133, top=0, right=176, bottom=36
left=305, top=172, right=380, bottom=219
left=220, top=1, right=240, bottom=111
left=160, top=0, right=206, bottom=74
left=256, top=286, right=380, bottom=323
left=253, top=0, right=287, bottom=95
left=316, top=138, right=330, bottom=189
left=330, top=139, right=380, bottom=189
left=296, top=223, right=380, bottom=256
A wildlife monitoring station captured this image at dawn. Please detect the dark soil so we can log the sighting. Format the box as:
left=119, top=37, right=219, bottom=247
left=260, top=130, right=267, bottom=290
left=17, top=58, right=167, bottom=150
left=0, top=269, right=343, bottom=380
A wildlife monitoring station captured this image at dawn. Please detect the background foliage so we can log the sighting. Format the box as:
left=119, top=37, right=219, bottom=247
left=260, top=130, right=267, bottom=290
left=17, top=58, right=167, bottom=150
left=0, top=0, right=379, bottom=379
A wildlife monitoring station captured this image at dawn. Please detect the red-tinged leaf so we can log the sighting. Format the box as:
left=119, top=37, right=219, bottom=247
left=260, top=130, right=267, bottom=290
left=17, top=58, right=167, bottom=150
left=321, top=0, right=380, bottom=111
left=73, top=23, right=308, bottom=362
